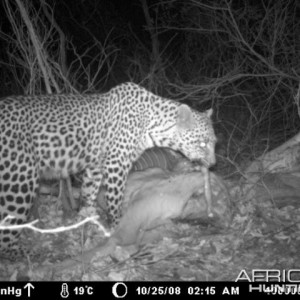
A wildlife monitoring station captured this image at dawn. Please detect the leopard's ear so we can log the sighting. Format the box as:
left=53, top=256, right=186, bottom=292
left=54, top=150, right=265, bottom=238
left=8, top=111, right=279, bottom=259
left=177, top=104, right=195, bottom=130
left=206, top=108, right=213, bottom=118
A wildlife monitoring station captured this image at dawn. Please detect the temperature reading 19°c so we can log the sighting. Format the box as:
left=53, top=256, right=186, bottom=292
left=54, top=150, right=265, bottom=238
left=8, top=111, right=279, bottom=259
left=74, top=286, right=94, bottom=296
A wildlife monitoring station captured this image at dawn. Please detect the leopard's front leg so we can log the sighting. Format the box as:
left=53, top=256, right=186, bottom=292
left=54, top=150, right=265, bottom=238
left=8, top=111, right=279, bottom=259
left=81, top=167, right=103, bottom=213
left=102, top=159, right=132, bottom=227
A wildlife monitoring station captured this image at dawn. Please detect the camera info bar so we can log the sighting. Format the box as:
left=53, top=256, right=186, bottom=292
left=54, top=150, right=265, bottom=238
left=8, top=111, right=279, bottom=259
left=0, top=282, right=299, bottom=299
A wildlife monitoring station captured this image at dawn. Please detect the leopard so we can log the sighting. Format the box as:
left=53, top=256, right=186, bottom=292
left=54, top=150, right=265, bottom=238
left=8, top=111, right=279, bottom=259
left=0, top=82, right=217, bottom=259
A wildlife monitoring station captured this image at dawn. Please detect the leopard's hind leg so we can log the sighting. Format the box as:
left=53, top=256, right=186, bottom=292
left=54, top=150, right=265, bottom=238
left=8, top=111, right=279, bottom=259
left=0, top=133, right=39, bottom=260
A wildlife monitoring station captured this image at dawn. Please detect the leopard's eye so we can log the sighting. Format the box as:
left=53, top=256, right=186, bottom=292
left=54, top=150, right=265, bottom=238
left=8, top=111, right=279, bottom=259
left=200, top=142, right=206, bottom=147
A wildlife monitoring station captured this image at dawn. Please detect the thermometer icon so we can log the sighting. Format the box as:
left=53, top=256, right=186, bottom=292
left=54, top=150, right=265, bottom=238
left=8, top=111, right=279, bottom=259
left=60, top=283, right=69, bottom=298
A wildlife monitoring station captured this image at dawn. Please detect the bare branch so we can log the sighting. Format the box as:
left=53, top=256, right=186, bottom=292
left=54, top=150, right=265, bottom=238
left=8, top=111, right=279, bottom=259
left=0, top=215, right=111, bottom=237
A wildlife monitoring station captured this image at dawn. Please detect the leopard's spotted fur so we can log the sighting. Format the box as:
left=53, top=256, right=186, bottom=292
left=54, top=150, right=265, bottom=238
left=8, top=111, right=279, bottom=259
left=0, top=82, right=216, bottom=259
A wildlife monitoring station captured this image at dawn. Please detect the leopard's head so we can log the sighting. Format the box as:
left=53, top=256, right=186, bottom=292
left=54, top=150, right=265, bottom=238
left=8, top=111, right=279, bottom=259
left=176, top=105, right=216, bottom=167
left=151, top=104, right=217, bottom=168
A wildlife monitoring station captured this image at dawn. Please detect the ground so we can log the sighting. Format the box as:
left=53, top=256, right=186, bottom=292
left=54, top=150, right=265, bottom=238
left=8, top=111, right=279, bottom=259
left=1, top=172, right=299, bottom=281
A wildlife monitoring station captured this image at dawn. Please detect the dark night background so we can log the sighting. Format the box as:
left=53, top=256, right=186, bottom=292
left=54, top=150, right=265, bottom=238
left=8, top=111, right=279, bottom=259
left=0, top=0, right=300, bottom=169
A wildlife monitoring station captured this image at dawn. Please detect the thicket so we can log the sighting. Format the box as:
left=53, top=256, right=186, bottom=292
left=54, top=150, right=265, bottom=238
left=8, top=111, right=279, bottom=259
left=0, top=0, right=299, bottom=174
